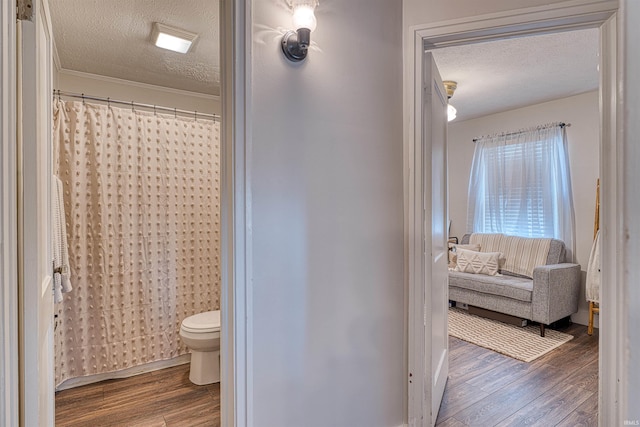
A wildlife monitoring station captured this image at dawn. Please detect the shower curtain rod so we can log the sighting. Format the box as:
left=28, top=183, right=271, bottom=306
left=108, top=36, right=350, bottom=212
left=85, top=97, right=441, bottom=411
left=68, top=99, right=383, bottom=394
left=53, top=89, right=220, bottom=121
left=472, top=122, right=569, bottom=142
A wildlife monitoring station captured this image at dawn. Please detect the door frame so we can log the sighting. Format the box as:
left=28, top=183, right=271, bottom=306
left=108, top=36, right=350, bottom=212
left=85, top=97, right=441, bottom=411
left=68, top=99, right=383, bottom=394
left=404, top=0, right=620, bottom=425
left=220, top=0, right=252, bottom=426
left=0, top=1, right=19, bottom=426
left=0, top=0, right=249, bottom=425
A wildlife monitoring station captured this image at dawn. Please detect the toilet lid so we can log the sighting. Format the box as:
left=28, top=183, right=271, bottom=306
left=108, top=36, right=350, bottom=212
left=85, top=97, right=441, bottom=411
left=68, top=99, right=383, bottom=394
left=181, top=310, right=221, bottom=333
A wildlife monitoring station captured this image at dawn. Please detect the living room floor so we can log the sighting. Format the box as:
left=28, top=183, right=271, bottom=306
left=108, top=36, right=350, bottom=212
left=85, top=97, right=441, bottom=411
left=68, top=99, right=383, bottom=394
left=436, top=323, right=598, bottom=426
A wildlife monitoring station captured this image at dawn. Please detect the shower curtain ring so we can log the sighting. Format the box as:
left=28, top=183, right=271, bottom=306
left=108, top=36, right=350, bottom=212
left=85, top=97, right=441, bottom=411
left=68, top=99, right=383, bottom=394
left=154, top=105, right=157, bottom=116
left=131, top=101, right=135, bottom=112
left=107, top=97, right=110, bottom=108
left=81, top=93, right=85, bottom=105
left=194, top=111, right=198, bottom=121
left=174, top=108, right=177, bottom=119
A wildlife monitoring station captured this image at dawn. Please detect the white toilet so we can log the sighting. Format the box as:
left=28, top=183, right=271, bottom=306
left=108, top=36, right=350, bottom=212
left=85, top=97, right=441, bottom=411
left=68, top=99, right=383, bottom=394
left=179, top=310, right=221, bottom=385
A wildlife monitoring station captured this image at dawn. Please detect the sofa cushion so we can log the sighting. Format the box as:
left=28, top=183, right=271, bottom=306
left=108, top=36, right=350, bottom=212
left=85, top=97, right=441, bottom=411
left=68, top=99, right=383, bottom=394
left=468, top=233, right=552, bottom=279
left=449, top=270, right=533, bottom=302
left=500, top=235, right=552, bottom=279
left=454, top=248, right=501, bottom=276
left=462, top=234, right=567, bottom=265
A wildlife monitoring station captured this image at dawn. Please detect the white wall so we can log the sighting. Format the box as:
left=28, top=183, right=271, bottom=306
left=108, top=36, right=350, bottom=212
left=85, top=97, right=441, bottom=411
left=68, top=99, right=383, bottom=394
left=56, top=70, right=220, bottom=115
left=249, top=1, right=404, bottom=426
left=447, top=91, right=600, bottom=326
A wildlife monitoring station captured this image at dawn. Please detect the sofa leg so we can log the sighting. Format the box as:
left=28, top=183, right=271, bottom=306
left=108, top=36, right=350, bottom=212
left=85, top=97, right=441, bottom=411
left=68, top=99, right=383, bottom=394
left=540, top=324, right=545, bottom=337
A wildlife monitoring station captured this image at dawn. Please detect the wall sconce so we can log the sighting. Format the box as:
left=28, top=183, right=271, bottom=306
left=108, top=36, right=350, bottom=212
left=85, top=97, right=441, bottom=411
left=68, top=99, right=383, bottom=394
left=443, top=81, right=458, bottom=122
left=281, top=0, right=318, bottom=62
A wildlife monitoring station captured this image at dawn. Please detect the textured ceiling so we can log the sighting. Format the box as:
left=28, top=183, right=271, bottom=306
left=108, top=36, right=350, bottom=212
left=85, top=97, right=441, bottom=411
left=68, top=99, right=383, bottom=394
left=49, top=0, right=220, bottom=95
left=431, top=28, right=600, bottom=122
left=49, top=3, right=598, bottom=115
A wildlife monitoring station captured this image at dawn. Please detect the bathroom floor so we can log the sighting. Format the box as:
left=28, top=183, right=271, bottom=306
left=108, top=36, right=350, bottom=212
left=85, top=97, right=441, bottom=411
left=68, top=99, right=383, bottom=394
left=55, top=363, right=220, bottom=427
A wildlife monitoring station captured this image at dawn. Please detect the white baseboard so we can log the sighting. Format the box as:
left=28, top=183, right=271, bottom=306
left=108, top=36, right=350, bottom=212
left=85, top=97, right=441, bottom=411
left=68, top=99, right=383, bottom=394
left=55, top=354, right=191, bottom=391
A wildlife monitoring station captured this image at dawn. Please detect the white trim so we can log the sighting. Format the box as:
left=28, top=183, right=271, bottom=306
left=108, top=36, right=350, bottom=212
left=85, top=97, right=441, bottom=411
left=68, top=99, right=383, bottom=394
left=598, top=13, right=620, bottom=426
left=56, top=68, right=221, bottom=101
left=618, top=0, right=640, bottom=419
left=406, top=27, right=427, bottom=427
left=416, top=0, right=617, bottom=49
left=220, top=0, right=252, bottom=426
left=0, top=0, right=19, bottom=426
left=55, top=355, right=191, bottom=391
left=404, top=1, right=618, bottom=425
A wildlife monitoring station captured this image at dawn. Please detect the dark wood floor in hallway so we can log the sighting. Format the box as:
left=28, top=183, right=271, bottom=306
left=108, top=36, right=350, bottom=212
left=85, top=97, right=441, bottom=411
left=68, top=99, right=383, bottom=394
left=436, top=323, right=599, bottom=427
left=55, top=364, right=220, bottom=427
left=55, top=323, right=596, bottom=427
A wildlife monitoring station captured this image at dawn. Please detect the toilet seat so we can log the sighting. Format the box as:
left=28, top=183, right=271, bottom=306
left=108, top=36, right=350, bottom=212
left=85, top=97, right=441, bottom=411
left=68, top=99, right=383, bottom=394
left=181, top=310, right=221, bottom=334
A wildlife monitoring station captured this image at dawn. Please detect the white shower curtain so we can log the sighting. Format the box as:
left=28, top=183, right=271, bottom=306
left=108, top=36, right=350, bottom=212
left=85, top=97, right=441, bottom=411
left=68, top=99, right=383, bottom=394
left=53, top=99, right=221, bottom=386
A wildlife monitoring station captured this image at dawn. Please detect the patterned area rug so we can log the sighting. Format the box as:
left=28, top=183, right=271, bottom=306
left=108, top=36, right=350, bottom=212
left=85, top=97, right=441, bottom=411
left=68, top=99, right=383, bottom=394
left=448, top=307, right=574, bottom=362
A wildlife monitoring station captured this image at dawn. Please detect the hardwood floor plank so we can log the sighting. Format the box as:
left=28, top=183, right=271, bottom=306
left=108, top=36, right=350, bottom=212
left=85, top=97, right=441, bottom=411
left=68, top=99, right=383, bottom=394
left=563, top=358, right=599, bottom=391
left=436, top=324, right=598, bottom=427
left=436, top=381, right=490, bottom=423
left=435, top=416, right=468, bottom=427
left=442, top=363, right=567, bottom=426
left=55, top=363, right=220, bottom=427
left=464, top=356, right=530, bottom=394
left=494, top=382, right=594, bottom=427
left=555, top=391, right=598, bottom=427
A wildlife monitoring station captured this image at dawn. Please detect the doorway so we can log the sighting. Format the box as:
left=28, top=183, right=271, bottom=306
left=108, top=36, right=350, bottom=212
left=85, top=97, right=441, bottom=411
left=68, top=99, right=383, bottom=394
left=405, top=1, right=618, bottom=425
left=7, top=0, right=237, bottom=425
left=47, top=0, right=224, bottom=424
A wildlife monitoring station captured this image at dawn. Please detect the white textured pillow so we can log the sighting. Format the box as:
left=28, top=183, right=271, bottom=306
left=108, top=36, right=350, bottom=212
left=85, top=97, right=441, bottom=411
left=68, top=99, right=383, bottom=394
left=448, top=243, right=481, bottom=269
left=455, top=248, right=502, bottom=276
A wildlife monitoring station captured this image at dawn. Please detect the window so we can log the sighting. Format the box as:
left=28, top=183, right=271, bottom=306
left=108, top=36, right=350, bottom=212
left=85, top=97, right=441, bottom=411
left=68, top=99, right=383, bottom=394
left=467, top=123, right=575, bottom=259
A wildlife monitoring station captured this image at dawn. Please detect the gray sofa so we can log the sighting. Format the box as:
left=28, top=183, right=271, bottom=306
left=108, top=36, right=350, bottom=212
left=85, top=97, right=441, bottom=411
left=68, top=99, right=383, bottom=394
left=448, top=233, right=581, bottom=336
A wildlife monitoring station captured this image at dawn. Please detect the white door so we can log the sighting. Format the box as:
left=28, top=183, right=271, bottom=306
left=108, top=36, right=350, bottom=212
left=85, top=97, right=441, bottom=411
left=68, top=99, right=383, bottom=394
left=424, top=52, right=449, bottom=426
left=17, top=0, right=54, bottom=425
left=408, top=51, right=449, bottom=427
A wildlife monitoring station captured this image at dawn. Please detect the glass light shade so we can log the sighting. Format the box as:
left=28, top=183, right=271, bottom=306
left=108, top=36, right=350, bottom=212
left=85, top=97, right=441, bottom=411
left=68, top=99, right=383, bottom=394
left=292, top=5, right=317, bottom=32
left=448, top=104, right=457, bottom=122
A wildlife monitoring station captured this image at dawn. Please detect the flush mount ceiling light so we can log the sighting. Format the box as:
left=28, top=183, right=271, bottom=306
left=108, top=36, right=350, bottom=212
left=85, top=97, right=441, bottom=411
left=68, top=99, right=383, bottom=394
left=152, top=22, right=198, bottom=54
left=443, top=80, right=458, bottom=122
left=281, top=0, right=318, bottom=62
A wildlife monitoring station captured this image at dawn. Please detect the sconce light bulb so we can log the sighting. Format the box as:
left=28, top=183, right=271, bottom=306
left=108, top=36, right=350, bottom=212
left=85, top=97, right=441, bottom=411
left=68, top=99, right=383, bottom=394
left=293, top=5, right=317, bottom=32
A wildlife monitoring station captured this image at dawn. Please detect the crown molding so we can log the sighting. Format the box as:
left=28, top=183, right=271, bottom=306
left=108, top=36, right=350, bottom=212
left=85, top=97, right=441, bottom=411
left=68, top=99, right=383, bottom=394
left=57, top=68, right=220, bottom=101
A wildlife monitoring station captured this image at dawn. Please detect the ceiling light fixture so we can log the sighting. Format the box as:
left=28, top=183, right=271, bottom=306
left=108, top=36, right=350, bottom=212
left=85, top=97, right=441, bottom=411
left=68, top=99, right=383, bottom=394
left=281, top=0, right=318, bottom=62
left=443, top=80, right=458, bottom=122
left=152, top=23, right=198, bottom=54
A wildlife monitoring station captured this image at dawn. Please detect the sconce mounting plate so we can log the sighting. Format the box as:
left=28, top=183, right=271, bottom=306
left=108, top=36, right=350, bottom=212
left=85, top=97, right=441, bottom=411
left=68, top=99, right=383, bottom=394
left=281, top=29, right=310, bottom=62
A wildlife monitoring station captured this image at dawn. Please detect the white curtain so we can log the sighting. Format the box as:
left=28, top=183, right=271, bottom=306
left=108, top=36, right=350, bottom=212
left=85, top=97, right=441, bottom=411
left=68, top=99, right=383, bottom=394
left=53, top=99, right=221, bottom=386
left=466, top=123, right=576, bottom=261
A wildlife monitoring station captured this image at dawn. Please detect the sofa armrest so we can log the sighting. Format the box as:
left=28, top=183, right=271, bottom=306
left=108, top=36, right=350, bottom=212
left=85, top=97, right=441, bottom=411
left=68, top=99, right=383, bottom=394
left=531, top=263, right=581, bottom=325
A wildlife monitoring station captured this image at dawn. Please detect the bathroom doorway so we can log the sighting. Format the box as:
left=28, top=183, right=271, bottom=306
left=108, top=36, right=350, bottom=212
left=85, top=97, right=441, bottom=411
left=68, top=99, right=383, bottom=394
left=27, top=0, right=230, bottom=424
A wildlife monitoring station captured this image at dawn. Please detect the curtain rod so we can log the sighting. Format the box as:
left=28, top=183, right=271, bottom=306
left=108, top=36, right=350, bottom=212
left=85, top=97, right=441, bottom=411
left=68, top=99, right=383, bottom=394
left=53, top=90, right=220, bottom=122
left=472, top=122, right=569, bottom=143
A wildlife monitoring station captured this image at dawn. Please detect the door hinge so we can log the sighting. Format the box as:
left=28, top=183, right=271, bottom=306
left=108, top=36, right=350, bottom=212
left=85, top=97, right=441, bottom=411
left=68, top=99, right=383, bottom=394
left=17, top=0, right=33, bottom=21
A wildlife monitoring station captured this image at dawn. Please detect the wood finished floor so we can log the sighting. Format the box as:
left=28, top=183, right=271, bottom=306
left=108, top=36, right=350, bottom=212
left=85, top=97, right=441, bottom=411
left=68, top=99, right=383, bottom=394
left=56, top=324, right=597, bottom=427
left=55, top=364, right=220, bottom=427
left=436, top=323, right=599, bottom=427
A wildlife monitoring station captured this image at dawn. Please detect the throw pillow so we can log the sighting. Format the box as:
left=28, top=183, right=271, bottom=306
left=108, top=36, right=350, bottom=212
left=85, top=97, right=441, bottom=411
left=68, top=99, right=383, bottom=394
left=448, top=243, right=481, bottom=269
left=455, top=248, right=502, bottom=276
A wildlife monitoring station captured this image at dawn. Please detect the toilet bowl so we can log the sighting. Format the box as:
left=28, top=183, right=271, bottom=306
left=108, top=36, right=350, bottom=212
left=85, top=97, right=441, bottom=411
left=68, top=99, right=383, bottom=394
left=179, top=310, right=221, bottom=385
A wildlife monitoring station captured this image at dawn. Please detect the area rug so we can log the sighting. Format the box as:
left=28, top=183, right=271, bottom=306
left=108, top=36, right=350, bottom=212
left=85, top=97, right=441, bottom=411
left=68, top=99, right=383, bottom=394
left=448, top=307, right=574, bottom=362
